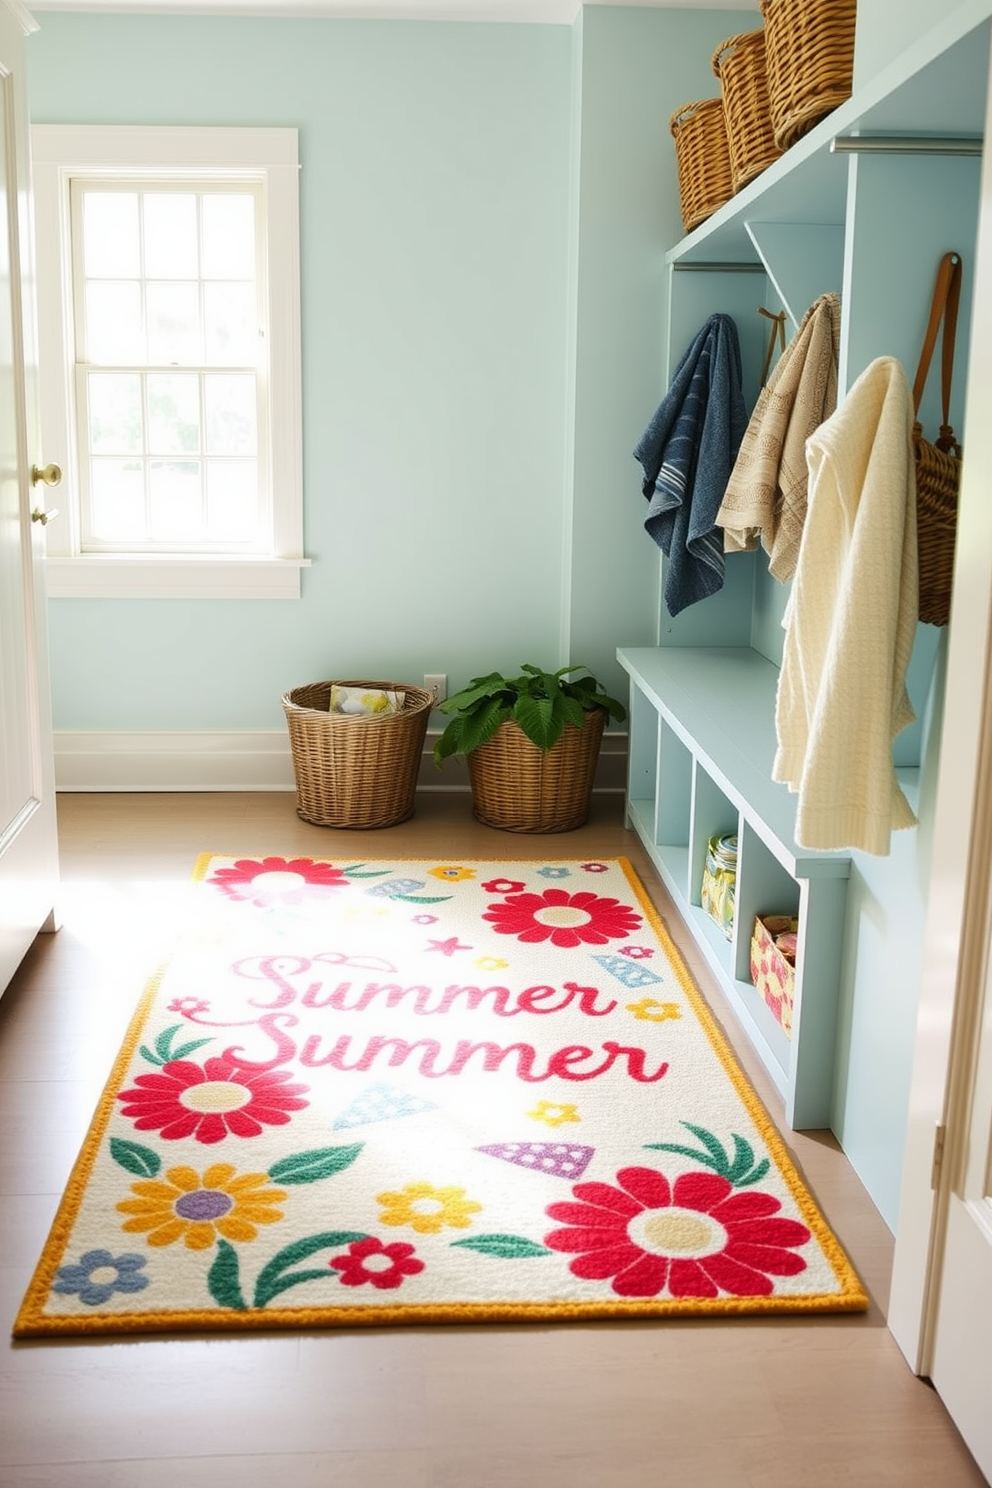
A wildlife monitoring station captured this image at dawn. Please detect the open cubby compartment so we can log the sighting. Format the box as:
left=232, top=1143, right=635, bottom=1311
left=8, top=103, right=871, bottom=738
left=655, top=717, right=692, bottom=874
left=728, top=822, right=801, bottom=1093
left=687, top=761, right=740, bottom=978
left=624, top=679, right=660, bottom=840
left=732, top=821, right=800, bottom=985
left=616, top=650, right=851, bottom=1129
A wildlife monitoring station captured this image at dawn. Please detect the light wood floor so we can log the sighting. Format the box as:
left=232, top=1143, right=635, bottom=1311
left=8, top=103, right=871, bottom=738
left=0, top=790, right=985, bottom=1488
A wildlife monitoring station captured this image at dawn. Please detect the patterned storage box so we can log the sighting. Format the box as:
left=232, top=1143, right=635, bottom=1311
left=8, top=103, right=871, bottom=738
left=750, top=913, right=798, bottom=1036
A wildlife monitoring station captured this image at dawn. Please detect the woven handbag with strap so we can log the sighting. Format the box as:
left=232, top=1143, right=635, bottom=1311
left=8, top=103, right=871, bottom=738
left=913, top=251, right=964, bottom=627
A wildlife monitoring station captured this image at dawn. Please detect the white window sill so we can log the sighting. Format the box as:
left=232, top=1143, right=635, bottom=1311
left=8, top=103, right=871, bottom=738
left=44, top=556, right=311, bottom=600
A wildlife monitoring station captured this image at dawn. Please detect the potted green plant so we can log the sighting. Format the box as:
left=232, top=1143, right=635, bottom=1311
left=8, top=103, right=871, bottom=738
left=433, top=663, right=627, bottom=833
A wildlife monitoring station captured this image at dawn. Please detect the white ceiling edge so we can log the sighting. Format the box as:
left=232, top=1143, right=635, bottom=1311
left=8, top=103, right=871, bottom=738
left=26, top=0, right=758, bottom=22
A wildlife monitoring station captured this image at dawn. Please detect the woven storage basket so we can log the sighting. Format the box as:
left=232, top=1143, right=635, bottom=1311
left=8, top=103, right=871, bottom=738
left=760, top=0, right=856, bottom=152
left=713, top=29, right=783, bottom=192
left=467, top=710, right=606, bottom=834
left=282, top=679, right=433, bottom=829
left=915, top=441, right=961, bottom=627
left=669, top=96, right=734, bottom=234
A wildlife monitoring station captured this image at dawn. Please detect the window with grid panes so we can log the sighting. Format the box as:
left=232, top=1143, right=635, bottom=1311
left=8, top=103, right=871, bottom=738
left=32, top=127, right=306, bottom=599
left=75, top=181, right=263, bottom=552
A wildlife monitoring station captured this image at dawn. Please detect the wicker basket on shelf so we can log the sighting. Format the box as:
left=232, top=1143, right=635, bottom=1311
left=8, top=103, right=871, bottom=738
left=467, top=712, right=606, bottom=834
left=713, top=28, right=783, bottom=192
left=669, top=95, right=735, bottom=234
left=282, top=679, right=433, bottom=829
left=760, top=0, right=857, bottom=152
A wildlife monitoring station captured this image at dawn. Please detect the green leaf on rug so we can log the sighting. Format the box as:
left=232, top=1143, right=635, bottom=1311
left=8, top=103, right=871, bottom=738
left=390, top=894, right=453, bottom=905
left=341, top=864, right=394, bottom=878
left=267, top=1144, right=364, bottom=1185
left=208, top=1240, right=248, bottom=1311
left=450, top=1234, right=552, bottom=1259
left=109, top=1137, right=162, bottom=1178
left=255, top=1231, right=369, bottom=1307
left=644, top=1122, right=770, bottom=1188
left=139, top=1024, right=213, bottom=1068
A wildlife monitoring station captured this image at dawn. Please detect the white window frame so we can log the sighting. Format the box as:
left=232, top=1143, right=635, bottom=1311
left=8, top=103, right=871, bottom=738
left=31, top=124, right=308, bottom=599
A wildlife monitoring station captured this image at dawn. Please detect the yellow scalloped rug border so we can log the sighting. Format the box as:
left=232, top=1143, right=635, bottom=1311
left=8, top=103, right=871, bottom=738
left=14, top=855, right=867, bottom=1336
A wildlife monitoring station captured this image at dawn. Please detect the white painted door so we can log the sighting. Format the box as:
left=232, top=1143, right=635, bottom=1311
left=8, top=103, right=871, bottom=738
left=928, top=902, right=992, bottom=1483
left=887, top=28, right=992, bottom=1483
left=0, top=0, right=60, bottom=995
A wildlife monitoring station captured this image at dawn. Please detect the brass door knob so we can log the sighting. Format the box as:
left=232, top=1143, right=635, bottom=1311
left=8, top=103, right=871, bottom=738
left=31, top=462, right=62, bottom=487
left=31, top=507, right=60, bottom=525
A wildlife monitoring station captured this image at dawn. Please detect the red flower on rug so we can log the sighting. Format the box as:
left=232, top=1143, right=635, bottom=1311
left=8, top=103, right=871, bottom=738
left=544, top=1165, right=810, bottom=1299
left=117, top=1056, right=310, bottom=1144
left=208, top=856, right=350, bottom=906
left=482, top=888, right=642, bottom=948
left=330, top=1237, right=425, bottom=1290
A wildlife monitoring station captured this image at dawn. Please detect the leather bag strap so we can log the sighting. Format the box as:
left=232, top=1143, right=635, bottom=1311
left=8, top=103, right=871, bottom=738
left=912, top=251, right=963, bottom=435
left=758, top=306, right=787, bottom=387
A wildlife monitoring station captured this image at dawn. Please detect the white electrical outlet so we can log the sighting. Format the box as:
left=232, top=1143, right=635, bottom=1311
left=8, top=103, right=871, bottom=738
left=424, top=673, right=447, bottom=703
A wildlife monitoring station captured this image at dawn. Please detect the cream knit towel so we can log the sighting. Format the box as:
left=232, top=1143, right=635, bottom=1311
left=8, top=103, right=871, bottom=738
left=716, top=292, right=841, bottom=581
left=773, top=356, right=919, bottom=857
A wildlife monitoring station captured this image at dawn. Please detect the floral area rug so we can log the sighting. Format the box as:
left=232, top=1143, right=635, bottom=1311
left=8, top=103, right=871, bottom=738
left=14, top=855, right=867, bottom=1337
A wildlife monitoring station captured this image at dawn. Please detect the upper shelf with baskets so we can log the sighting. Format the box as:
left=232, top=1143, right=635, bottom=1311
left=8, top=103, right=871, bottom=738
left=669, top=4, right=991, bottom=269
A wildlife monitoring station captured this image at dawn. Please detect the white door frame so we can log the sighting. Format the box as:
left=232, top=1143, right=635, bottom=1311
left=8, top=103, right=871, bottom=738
left=0, top=0, right=60, bottom=996
left=888, top=24, right=992, bottom=1376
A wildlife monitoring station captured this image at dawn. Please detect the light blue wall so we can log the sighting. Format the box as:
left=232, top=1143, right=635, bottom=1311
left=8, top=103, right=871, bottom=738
left=853, top=0, right=959, bottom=88
left=28, top=6, right=762, bottom=731
left=564, top=5, right=754, bottom=701
left=28, top=14, right=575, bottom=728
left=29, top=6, right=756, bottom=730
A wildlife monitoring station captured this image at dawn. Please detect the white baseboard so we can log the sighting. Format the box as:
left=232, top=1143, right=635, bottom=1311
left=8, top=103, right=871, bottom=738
left=54, top=728, right=629, bottom=796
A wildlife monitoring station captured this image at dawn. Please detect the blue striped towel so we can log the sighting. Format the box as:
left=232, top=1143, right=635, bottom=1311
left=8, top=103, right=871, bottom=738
left=635, top=313, right=747, bottom=616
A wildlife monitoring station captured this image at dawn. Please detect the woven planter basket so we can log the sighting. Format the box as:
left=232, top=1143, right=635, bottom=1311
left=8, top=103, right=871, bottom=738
left=282, top=679, right=433, bottom=829
left=467, top=710, right=606, bottom=834
left=760, top=0, right=856, bottom=152
left=669, top=96, right=734, bottom=234
left=713, top=29, right=783, bottom=192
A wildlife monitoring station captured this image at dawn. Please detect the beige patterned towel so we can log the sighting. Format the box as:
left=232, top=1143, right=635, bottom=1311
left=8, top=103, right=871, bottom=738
left=716, top=292, right=841, bottom=581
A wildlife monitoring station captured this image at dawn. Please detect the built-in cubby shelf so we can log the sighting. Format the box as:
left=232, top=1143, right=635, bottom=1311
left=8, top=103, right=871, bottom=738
left=618, top=646, right=851, bottom=1130
left=626, top=3, right=992, bottom=1141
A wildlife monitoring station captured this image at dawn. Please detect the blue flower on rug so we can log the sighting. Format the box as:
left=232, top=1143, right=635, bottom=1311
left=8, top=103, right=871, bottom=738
left=52, top=1250, right=150, bottom=1306
left=536, top=865, right=572, bottom=879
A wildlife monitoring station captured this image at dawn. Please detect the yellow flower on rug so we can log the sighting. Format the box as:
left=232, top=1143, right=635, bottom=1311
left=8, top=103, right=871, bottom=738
left=627, top=998, right=682, bottom=1023
left=527, top=1100, right=580, bottom=1128
left=376, top=1182, right=482, bottom=1234
left=117, top=1163, right=287, bottom=1250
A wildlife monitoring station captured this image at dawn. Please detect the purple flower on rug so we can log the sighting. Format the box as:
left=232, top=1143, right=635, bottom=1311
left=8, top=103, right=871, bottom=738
left=208, top=856, right=351, bottom=906
left=544, top=1166, right=811, bottom=1300
left=329, top=1237, right=425, bottom=1290
left=52, top=1249, right=149, bottom=1306
left=580, top=862, right=609, bottom=873
left=117, top=1055, right=309, bottom=1143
